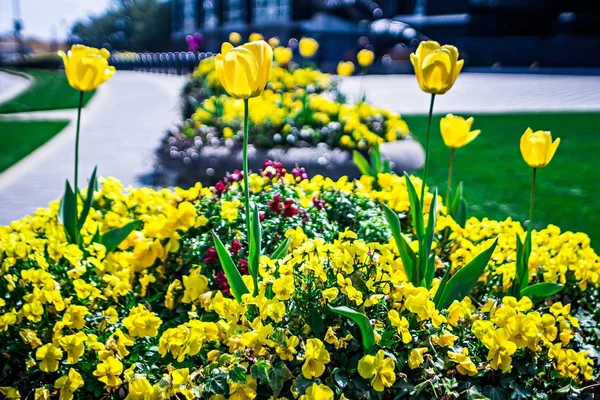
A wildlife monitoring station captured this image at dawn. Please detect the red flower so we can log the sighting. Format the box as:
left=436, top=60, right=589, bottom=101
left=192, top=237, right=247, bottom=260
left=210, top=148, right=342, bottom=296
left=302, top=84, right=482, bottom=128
left=268, top=195, right=283, bottom=214
left=283, top=199, right=299, bottom=218
left=204, top=248, right=217, bottom=263
left=230, top=239, right=243, bottom=255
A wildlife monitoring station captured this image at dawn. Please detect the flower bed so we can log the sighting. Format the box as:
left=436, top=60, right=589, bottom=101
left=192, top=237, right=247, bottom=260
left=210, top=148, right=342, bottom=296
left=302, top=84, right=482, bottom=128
left=1, top=164, right=599, bottom=398
left=158, top=59, right=422, bottom=187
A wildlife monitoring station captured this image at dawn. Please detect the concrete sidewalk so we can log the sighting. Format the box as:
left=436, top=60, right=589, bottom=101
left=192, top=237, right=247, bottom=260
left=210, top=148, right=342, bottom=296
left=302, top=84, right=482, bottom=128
left=0, top=70, right=31, bottom=106
left=341, top=73, right=600, bottom=115
left=0, top=72, right=185, bottom=225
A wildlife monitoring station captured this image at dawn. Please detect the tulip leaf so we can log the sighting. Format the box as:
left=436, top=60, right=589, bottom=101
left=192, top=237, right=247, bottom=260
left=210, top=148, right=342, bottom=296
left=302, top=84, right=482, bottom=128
left=520, top=282, right=563, bottom=301
left=59, top=180, right=78, bottom=245
left=435, top=238, right=498, bottom=310
left=248, top=204, right=262, bottom=295
left=513, top=234, right=524, bottom=297
left=519, top=228, right=533, bottom=293
left=271, top=237, right=291, bottom=260
left=403, top=172, right=424, bottom=239
left=422, top=188, right=438, bottom=288
left=101, top=220, right=141, bottom=254
left=456, top=198, right=468, bottom=228
left=432, top=264, right=451, bottom=306
left=382, top=159, right=391, bottom=174
left=352, top=151, right=371, bottom=176
left=78, top=166, right=98, bottom=230
left=370, top=143, right=382, bottom=176
left=212, top=231, right=249, bottom=302
left=327, top=305, right=375, bottom=353
left=382, top=203, right=415, bottom=282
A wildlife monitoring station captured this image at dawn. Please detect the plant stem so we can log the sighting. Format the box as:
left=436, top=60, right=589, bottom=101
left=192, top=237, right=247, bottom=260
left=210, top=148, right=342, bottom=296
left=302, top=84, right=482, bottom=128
left=74, top=91, right=84, bottom=196
left=446, top=147, right=455, bottom=207
left=529, top=167, right=537, bottom=227
left=243, top=99, right=251, bottom=235
left=420, top=93, right=436, bottom=205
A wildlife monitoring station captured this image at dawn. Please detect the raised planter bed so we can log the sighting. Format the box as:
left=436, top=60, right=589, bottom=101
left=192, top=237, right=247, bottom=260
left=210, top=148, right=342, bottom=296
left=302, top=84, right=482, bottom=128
left=154, top=133, right=424, bottom=187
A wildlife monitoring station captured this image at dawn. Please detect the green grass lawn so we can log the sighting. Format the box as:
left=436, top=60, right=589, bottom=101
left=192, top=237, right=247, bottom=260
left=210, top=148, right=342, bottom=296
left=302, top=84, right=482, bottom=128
left=403, top=112, right=600, bottom=246
left=0, top=119, right=69, bottom=172
left=0, top=69, right=94, bottom=114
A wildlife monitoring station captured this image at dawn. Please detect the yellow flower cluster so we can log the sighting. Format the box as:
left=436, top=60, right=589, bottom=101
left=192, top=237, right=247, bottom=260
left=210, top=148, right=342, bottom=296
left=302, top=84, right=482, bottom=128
left=0, top=171, right=598, bottom=397
left=191, top=91, right=409, bottom=150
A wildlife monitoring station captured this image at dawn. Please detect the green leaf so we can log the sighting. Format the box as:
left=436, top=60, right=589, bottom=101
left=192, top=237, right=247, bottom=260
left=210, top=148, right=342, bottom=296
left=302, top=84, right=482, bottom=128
left=513, top=233, right=524, bottom=297
left=520, top=282, right=563, bottom=300
left=370, top=143, right=382, bottom=176
left=353, top=151, right=372, bottom=176
left=248, top=204, right=262, bottom=295
left=78, top=166, right=98, bottom=230
left=435, top=238, right=498, bottom=309
left=91, top=225, right=102, bottom=245
left=403, top=172, right=424, bottom=239
left=328, top=305, right=375, bottom=353
left=382, top=203, right=415, bottom=282
left=456, top=197, right=468, bottom=227
left=382, top=159, right=391, bottom=174
left=59, top=180, right=78, bottom=245
left=212, top=231, right=249, bottom=302
left=268, top=362, right=293, bottom=396
left=422, top=188, right=438, bottom=288
left=271, top=237, right=291, bottom=260
left=101, top=220, right=142, bottom=253
left=451, top=182, right=463, bottom=214
left=432, top=265, right=451, bottom=306
left=519, top=228, right=533, bottom=293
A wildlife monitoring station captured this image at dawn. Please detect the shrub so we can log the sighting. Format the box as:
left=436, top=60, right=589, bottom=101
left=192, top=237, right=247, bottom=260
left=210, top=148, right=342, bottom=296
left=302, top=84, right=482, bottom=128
left=0, top=163, right=598, bottom=398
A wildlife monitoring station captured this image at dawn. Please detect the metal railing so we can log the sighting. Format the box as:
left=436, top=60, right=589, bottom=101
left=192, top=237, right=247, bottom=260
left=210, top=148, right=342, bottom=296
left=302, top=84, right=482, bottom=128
left=109, top=51, right=214, bottom=75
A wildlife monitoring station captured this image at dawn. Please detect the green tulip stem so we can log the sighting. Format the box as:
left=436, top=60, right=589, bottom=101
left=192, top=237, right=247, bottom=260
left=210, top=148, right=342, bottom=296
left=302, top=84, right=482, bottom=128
left=446, top=147, right=455, bottom=207
left=420, top=93, right=436, bottom=205
left=74, top=90, right=84, bottom=197
left=529, top=167, right=537, bottom=228
left=243, top=98, right=251, bottom=236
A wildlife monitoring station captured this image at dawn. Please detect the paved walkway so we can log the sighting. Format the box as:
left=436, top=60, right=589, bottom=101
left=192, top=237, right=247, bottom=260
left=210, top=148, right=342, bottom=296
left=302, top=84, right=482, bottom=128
left=0, top=72, right=185, bottom=225
left=342, top=73, right=600, bottom=114
left=0, top=70, right=31, bottom=105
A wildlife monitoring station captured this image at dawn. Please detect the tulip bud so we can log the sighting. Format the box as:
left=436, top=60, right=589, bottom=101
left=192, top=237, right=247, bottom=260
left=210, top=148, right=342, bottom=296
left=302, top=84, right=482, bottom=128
left=520, top=128, right=560, bottom=168
left=299, top=37, right=319, bottom=58
left=337, top=61, right=355, bottom=76
left=440, top=114, right=481, bottom=149
left=357, top=49, right=375, bottom=68
left=274, top=46, right=293, bottom=66
left=58, top=45, right=115, bottom=92
left=410, top=41, right=463, bottom=95
left=215, top=40, right=273, bottom=99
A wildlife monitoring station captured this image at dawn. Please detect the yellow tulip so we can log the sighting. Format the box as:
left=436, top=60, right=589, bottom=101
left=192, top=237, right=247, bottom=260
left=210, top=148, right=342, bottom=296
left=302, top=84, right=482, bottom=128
left=520, top=128, right=560, bottom=168
left=337, top=61, right=355, bottom=76
left=249, top=32, right=264, bottom=42
left=440, top=114, right=481, bottom=148
left=299, top=37, right=319, bottom=58
left=215, top=41, right=273, bottom=99
left=410, top=40, right=463, bottom=95
left=357, top=49, right=375, bottom=68
left=274, top=46, right=293, bottom=66
left=58, top=44, right=115, bottom=92
left=268, top=37, right=280, bottom=48
left=229, top=32, right=242, bottom=44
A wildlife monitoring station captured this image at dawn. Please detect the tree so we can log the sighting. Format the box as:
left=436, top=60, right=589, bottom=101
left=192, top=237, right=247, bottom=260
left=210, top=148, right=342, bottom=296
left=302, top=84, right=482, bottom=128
left=71, top=0, right=172, bottom=52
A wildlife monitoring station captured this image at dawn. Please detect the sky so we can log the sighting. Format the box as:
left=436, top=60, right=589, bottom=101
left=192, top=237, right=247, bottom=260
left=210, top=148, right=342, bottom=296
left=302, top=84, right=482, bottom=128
left=0, top=0, right=112, bottom=41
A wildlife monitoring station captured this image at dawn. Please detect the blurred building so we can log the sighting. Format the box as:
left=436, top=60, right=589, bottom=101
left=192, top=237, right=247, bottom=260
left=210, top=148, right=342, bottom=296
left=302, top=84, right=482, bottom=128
left=172, top=0, right=600, bottom=68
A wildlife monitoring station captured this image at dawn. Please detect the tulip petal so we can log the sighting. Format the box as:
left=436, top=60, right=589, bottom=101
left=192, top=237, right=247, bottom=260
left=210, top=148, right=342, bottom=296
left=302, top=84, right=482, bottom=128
left=546, top=137, right=560, bottom=165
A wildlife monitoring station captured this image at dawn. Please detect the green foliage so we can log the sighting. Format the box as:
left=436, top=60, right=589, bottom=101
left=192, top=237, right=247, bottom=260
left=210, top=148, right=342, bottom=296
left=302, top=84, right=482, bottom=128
left=448, top=182, right=468, bottom=227
left=512, top=228, right=563, bottom=301
left=211, top=231, right=249, bottom=302
left=327, top=305, right=376, bottom=353
left=352, top=143, right=392, bottom=181
left=100, top=220, right=142, bottom=253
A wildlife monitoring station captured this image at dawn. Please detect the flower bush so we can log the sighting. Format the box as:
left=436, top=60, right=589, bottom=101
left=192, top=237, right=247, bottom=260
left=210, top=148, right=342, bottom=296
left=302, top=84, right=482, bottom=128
left=1, top=163, right=599, bottom=399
